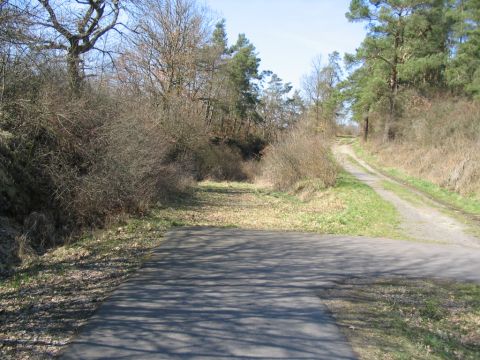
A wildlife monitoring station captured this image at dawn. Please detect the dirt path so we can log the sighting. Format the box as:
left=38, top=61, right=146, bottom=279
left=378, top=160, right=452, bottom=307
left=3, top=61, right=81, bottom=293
left=333, top=143, right=480, bottom=247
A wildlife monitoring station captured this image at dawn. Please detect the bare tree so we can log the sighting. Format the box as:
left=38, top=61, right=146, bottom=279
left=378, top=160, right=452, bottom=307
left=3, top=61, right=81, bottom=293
left=302, top=55, right=323, bottom=123
left=30, top=0, right=122, bottom=93
left=0, top=1, right=30, bottom=45
left=302, top=52, right=342, bottom=133
left=119, top=0, right=210, bottom=104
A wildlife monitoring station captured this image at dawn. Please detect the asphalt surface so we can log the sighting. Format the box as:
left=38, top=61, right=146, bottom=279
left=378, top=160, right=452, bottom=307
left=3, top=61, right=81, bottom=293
left=61, top=227, right=480, bottom=360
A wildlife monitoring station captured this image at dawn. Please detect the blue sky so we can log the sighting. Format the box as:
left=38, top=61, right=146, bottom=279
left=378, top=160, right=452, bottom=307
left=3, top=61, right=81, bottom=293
left=203, top=0, right=367, bottom=90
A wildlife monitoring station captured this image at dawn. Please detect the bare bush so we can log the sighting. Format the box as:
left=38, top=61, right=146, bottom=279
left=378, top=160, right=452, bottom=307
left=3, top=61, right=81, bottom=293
left=21, top=212, right=56, bottom=251
left=0, top=217, right=20, bottom=274
left=1, top=77, right=196, bottom=253
left=240, top=160, right=261, bottom=182
left=261, top=127, right=338, bottom=191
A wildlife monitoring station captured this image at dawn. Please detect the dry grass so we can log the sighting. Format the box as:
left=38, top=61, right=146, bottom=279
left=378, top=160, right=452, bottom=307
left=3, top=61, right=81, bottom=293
left=321, top=277, right=480, bottom=360
left=155, top=178, right=400, bottom=237
left=365, top=97, right=480, bottom=199
left=354, top=140, right=480, bottom=216
left=369, top=142, right=480, bottom=199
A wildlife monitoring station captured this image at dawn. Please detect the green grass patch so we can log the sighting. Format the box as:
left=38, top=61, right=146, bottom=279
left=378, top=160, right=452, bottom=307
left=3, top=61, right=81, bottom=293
left=393, top=174, right=480, bottom=215
left=352, top=140, right=480, bottom=216
left=322, top=277, right=480, bottom=360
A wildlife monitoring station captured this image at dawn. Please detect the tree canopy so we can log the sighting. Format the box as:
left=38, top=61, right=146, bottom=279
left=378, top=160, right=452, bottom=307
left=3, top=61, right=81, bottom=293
left=344, top=0, right=480, bottom=141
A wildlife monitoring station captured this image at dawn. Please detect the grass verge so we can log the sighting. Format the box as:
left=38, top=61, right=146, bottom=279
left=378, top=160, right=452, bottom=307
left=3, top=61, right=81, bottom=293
left=321, top=277, right=480, bottom=360
left=156, top=175, right=401, bottom=237
left=0, top=177, right=401, bottom=359
left=352, top=140, right=480, bottom=217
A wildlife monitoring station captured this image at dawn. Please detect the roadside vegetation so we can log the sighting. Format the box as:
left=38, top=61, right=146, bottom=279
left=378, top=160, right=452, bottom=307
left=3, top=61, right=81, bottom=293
left=353, top=140, right=480, bottom=217
left=321, top=277, right=480, bottom=360
left=343, top=0, right=480, bottom=217
left=261, top=130, right=338, bottom=191
left=0, top=0, right=309, bottom=274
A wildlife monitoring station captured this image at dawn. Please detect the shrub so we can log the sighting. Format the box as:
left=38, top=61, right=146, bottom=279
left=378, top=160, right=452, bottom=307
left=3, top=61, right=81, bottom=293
left=261, top=129, right=338, bottom=191
left=193, top=143, right=247, bottom=181
left=0, top=80, right=197, bottom=266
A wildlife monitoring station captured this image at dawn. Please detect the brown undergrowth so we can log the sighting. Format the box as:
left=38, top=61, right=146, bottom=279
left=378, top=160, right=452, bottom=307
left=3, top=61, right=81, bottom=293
left=365, top=97, right=480, bottom=199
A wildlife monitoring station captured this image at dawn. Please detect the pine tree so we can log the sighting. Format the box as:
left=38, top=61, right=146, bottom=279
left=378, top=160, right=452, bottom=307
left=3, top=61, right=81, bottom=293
left=225, top=34, right=262, bottom=135
left=447, top=0, right=480, bottom=96
left=346, top=0, right=453, bottom=140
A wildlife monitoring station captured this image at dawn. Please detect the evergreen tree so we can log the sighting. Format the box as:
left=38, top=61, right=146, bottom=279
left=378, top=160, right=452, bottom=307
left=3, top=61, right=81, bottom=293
left=346, top=0, right=455, bottom=140
left=212, top=19, right=229, bottom=55
left=225, top=34, right=262, bottom=135
left=447, top=0, right=480, bottom=96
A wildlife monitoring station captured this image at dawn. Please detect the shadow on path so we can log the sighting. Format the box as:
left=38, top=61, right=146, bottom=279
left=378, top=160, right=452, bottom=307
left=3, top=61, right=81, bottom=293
left=61, top=228, right=480, bottom=359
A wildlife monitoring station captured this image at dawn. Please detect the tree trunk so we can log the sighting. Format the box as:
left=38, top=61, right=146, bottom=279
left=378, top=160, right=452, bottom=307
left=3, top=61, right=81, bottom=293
left=384, top=62, right=398, bottom=142
left=67, top=50, right=82, bottom=95
left=383, top=95, right=395, bottom=142
left=0, top=53, right=7, bottom=107
left=363, top=114, right=369, bottom=142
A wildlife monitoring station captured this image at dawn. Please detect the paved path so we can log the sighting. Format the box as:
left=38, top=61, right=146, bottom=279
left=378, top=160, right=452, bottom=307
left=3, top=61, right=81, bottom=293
left=334, top=144, right=480, bottom=247
left=62, top=227, right=480, bottom=359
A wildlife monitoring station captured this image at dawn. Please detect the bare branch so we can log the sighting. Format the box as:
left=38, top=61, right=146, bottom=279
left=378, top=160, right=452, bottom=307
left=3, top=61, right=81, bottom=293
left=38, top=0, right=74, bottom=40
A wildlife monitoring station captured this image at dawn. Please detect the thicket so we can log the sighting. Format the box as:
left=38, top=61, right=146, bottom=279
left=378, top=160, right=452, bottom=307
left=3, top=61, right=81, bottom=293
left=0, top=0, right=305, bottom=272
left=261, top=128, right=338, bottom=191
